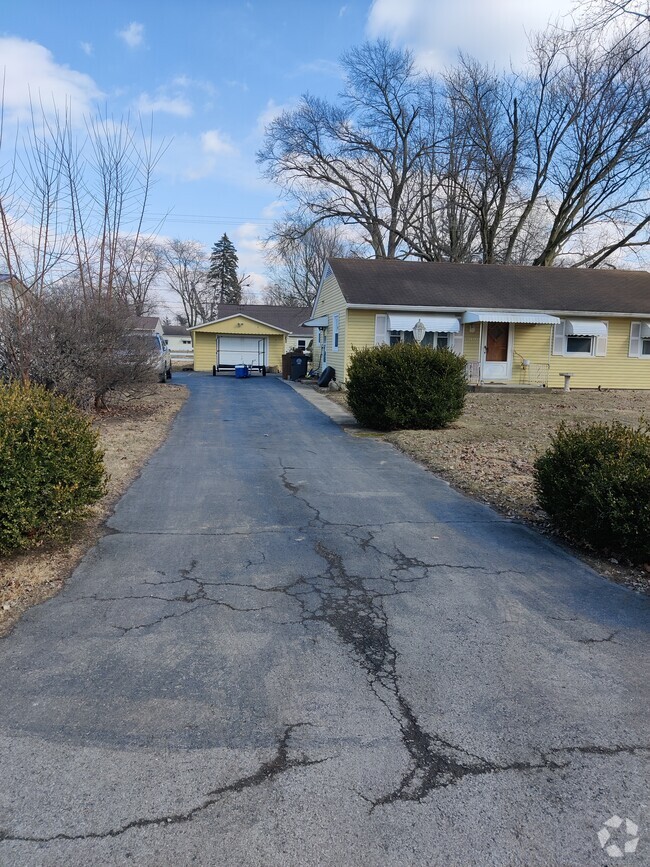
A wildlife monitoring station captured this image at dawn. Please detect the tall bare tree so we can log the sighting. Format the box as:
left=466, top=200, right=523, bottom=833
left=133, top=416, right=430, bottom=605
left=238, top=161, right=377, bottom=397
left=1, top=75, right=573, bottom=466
left=113, top=236, right=165, bottom=315
left=258, top=41, right=434, bottom=259
left=162, top=239, right=211, bottom=326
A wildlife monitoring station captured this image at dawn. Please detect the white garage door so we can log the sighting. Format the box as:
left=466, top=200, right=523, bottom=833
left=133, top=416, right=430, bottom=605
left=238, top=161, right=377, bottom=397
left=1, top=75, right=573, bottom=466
left=217, top=336, right=266, bottom=367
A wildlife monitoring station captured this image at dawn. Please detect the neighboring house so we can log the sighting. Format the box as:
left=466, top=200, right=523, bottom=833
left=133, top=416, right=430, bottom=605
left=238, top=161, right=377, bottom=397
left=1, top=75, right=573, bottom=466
left=307, top=258, right=650, bottom=389
left=130, top=315, right=164, bottom=336
left=190, top=305, right=311, bottom=372
left=162, top=324, right=193, bottom=363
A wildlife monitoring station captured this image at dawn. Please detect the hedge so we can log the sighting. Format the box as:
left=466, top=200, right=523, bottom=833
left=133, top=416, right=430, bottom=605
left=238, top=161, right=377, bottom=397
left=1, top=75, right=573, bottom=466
left=0, top=382, right=106, bottom=555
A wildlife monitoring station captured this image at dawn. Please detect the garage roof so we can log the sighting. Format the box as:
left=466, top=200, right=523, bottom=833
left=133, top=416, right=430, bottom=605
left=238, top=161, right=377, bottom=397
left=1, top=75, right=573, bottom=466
left=196, top=304, right=312, bottom=335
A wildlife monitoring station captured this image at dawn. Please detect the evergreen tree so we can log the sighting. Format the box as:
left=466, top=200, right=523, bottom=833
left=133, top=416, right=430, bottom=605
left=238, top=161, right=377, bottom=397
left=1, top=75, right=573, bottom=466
left=207, top=234, right=242, bottom=305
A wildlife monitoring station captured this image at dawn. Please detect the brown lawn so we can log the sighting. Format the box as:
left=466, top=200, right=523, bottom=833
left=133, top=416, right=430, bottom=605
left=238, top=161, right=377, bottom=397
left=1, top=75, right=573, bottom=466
left=0, top=383, right=187, bottom=636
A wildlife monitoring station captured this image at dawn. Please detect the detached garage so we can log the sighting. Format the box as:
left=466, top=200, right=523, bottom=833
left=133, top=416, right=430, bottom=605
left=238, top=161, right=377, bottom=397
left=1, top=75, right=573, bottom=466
left=190, top=310, right=292, bottom=374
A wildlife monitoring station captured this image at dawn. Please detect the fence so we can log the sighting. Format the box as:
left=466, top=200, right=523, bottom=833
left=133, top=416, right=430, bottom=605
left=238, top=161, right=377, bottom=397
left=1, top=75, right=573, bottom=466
left=465, top=361, right=549, bottom=387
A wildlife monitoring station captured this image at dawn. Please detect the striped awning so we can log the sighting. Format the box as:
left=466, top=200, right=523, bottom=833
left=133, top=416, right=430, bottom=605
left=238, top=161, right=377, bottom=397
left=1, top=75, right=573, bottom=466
left=388, top=314, right=461, bottom=333
left=565, top=319, right=608, bottom=337
left=463, top=311, right=561, bottom=325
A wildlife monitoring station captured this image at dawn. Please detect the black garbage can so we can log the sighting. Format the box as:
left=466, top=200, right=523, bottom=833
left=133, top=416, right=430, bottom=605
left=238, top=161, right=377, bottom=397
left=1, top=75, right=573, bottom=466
left=290, top=354, right=308, bottom=381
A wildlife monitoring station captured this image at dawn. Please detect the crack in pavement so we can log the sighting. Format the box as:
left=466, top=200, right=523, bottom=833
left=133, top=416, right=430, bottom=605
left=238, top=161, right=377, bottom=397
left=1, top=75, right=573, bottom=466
left=274, top=463, right=647, bottom=809
left=0, top=724, right=329, bottom=845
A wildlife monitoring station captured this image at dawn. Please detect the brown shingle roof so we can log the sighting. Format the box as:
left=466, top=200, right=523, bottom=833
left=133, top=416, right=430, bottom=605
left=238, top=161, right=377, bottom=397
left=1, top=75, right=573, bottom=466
left=162, top=324, right=191, bottom=336
left=216, top=304, right=312, bottom=335
left=327, top=258, right=650, bottom=315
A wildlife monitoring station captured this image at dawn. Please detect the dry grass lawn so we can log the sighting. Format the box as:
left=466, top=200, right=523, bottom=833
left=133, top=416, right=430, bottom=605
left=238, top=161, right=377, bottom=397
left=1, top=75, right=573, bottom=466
left=0, top=383, right=187, bottom=636
left=331, top=387, right=650, bottom=594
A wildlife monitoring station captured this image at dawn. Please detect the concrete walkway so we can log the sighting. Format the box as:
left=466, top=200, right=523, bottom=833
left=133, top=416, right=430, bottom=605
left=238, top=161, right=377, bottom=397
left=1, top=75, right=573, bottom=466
left=0, top=372, right=648, bottom=866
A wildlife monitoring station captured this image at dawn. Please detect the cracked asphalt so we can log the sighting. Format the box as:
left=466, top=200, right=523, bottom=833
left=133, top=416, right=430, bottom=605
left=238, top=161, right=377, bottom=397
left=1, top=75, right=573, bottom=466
left=1, top=372, right=648, bottom=866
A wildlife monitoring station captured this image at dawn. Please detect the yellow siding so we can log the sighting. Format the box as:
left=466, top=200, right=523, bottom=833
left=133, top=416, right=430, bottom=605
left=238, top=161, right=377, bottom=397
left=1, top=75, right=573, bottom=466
left=345, top=309, right=377, bottom=381
left=193, top=332, right=216, bottom=372
left=313, top=273, right=348, bottom=380
left=194, top=316, right=284, bottom=336
left=462, top=323, right=480, bottom=362
left=548, top=318, right=650, bottom=389
left=507, top=320, right=650, bottom=389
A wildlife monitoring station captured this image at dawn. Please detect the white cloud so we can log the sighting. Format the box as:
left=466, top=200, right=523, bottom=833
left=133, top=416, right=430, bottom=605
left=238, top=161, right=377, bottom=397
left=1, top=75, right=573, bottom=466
left=367, top=0, right=574, bottom=70
left=0, top=37, right=101, bottom=123
left=117, top=22, right=145, bottom=49
left=80, top=41, right=93, bottom=56
left=233, top=221, right=269, bottom=299
left=339, top=5, right=348, bottom=16
left=137, top=93, right=193, bottom=117
left=201, top=130, right=236, bottom=156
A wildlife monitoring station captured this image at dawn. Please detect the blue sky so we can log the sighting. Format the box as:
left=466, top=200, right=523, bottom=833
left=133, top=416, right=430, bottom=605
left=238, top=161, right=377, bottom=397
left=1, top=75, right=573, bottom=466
left=1, top=0, right=572, bottom=309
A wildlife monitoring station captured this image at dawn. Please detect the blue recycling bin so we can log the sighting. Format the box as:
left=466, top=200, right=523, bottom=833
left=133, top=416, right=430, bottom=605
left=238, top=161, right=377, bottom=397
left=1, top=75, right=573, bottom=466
left=234, top=364, right=249, bottom=378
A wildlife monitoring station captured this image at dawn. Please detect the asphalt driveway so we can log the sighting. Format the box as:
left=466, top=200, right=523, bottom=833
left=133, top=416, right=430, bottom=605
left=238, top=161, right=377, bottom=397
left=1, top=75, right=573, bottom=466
left=0, top=373, right=648, bottom=866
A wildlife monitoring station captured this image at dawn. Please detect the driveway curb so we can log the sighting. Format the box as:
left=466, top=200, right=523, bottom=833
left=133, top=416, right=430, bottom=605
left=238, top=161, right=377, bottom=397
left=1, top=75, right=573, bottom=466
left=281, top=378, right=358, bottom=426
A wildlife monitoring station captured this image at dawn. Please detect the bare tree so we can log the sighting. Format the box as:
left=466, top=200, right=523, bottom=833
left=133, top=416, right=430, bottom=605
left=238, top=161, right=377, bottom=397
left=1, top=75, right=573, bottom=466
left=162, top=239, right=212, bottom=326
left=0, top=287, right=156, bottom=408
left=258, top=41, right=434, bottom=259
left=264, top=219, right=357, bottom=306
left=113, top=236, right=165, bottom=315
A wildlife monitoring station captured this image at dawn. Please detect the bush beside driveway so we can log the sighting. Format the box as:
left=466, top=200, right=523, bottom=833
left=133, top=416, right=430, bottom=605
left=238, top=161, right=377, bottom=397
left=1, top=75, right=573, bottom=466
left=0, top=383, right=187, bottom=635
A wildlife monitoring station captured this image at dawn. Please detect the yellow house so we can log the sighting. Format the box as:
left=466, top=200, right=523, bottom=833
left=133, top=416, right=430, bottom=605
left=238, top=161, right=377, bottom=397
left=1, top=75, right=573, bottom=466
left=190, top=304, right=311, bottom=373
left=306, top=259, right=650, bottom=389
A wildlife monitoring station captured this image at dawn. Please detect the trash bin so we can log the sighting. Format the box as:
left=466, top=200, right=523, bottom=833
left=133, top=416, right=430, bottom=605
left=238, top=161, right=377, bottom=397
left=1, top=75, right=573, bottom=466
left=290, top=355, right=308, bottom=381
left=282, top=353, right=293, bottom=380
left=235, top=364, right=249, bottom=379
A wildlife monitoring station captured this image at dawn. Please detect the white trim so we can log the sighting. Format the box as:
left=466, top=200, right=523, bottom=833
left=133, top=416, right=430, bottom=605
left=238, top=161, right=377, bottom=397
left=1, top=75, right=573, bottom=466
left=481, top=321, right=514, bottom=381
left=303, top=315, right=329, bottom=327
left=189, top=313, right=291, bottom=334
left=310, top=262, right=333, bottom=317
left=629, top=321, right=650, bottom=359
left=332, top=313, right=340, bottom=351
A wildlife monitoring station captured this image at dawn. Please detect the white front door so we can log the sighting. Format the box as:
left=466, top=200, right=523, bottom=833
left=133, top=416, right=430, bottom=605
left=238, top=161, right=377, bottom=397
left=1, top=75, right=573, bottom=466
left=482, top=322, right=513, bottom=381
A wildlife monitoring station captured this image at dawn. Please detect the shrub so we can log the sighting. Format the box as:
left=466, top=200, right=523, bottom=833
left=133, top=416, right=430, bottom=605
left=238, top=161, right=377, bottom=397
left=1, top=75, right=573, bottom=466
left=534, top=420, right=650, bottom=564
left=346, top=343, right=467, bottom=431
left=0, top=382, right=106, bottom=555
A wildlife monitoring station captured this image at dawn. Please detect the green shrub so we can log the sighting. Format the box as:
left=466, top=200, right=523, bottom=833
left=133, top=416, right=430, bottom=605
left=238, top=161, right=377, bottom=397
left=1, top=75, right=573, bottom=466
left=346, top=343, right=467, bottom=431
left=534, top=420, right=650, bottom=564
left=0, top=382, right=106, bottom=555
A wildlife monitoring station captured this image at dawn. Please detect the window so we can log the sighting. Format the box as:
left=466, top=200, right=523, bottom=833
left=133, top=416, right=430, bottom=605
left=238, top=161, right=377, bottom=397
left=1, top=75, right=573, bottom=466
left=163, top=338, right=169, bottom=346
left=297, top=339, right=306, bottom=348
left=553, top=320, right=607, bottom=357
left=182, top=339, right=191, bottom=345
left=332, top=314, right=339, bottom=351
left=391, top=330, right=449, bottom=348
left=629, top=322, right=650, bottom=358
left=566, top=336, right=593, bottom=354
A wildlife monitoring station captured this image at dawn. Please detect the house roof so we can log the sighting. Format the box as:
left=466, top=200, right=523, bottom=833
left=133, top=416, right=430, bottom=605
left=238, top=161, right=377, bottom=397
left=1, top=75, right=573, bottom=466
left=204, top=304, right=312, bottom=335
left=162, top=325, right=191, bottom=336
left=130, top=315, right=161, bottom=331
left=326, top=258, right=650, bottom=315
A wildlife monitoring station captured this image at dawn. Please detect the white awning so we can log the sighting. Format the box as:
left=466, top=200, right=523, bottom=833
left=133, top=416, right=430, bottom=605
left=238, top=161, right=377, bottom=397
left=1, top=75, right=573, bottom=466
left=302, top=315, right=329, bottom=327
left=564, top=319, right=608, bottom=337
left=463, top=311, right=561, bottom=325
left=388, top=314, right=461, bottom=333
left=640, top=322, right=650, bottom=338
